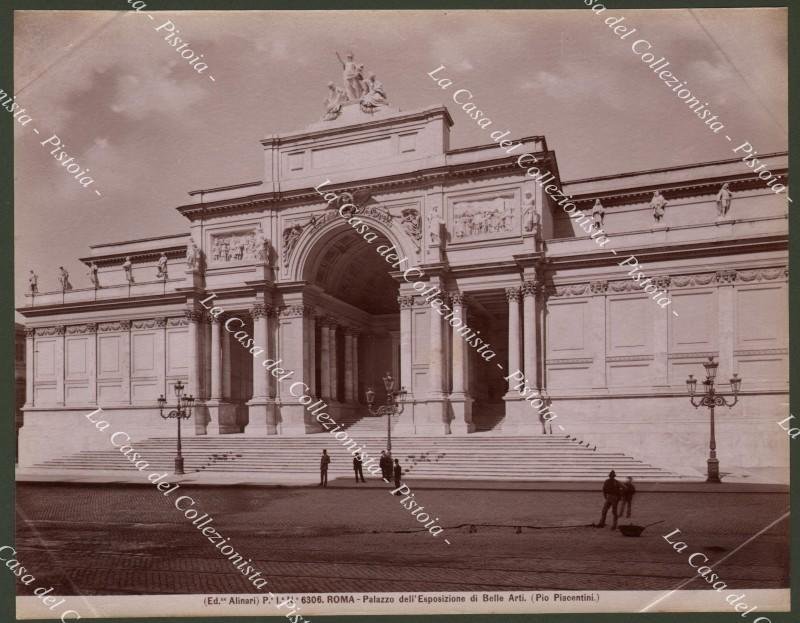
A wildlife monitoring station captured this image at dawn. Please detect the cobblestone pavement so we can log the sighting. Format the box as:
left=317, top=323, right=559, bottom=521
left=15, top=481, right=789, bottom=595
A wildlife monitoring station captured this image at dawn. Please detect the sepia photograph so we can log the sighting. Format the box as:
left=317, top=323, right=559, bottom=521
left=8, top=4, right=792, bottom=621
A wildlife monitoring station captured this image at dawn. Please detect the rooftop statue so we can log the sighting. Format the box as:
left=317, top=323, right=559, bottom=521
left=322, top=52, right=389, bottom=121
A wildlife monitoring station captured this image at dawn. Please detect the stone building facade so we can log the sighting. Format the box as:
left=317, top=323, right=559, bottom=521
left=17, top=102, right=789, bottom=476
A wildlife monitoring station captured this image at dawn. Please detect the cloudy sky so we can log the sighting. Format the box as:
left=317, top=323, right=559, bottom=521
left=13, top=9, right=787, bottom=313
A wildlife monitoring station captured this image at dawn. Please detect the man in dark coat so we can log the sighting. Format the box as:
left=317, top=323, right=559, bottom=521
left=620, top=476, right=636, bottom=518
left=392, top=458, right=402, bottom=492
left=379, top=450, right=392, bottom=481
left=353, top=454, right=366, bottom=483
left=319, top=449, right=330, bottom=487
left=598, top=470, right=622, bottom=529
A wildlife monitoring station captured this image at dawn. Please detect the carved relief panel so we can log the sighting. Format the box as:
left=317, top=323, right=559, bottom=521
left=447, top=189, right=520, bottom=243
left=209, top=229, right=268, bottom=265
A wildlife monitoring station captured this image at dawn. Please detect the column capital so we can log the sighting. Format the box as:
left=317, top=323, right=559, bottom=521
left=55, top=325, right=66, bottom=336
left=715, top=269, right=737, bottom=284
left=119, top=319, right=132, bottom=331
left=521, top=281, right=538, bottom=298
left=250, top=303, right=274, bottom=320
left=654, top=275, right=671, bottom=289
left=590, top=280, right=608, bottom=295
left=398, top=295, right=415, bottom=309
left=184, top=309, right=204, bottom=323
left=155, top=317, right=168, bottom=328
left=505, top=287, right=521, bottom=302
left=323, top=315, right=339, bottom=328
left=448, top=292, right=467, bottom=307
left=344, top=327, right=361, bottom=337
left=24, top=327, right=36, bottom=338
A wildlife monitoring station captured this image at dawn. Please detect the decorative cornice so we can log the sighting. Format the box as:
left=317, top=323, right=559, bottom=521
left=66, top=323, right=97, bottom=335
left=734, top=348, right=788, bottom=356
left=670, top=273, right=716, bottom=289
left=552, top=283, right=590, bottom=297
left=667, top=351, right=719, bottom=359
left=606, top=355, right=655, bottom=362
left=737, top=267, right=788, bottom=283
left=546, top=357, right=593, bottom=365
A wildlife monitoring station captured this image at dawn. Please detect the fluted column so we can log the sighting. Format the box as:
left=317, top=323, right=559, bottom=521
left=24, top=328, right=34, bottom=407
left=716, top=270, right=736, bottom=383
left=398, top=295, right=414, bottom=394
left=522, top=280, right=537, bottom=389
left=319, top=320, right=331, bottom=399
left=328, top=319, right=339, bottom=402
left=210, top=316, right=222, bottom=400
left=505, top=287, right=522, bottom=392
left=344, top=330, right=355, bottom=402
left=251, top=304, right=269, bottom=400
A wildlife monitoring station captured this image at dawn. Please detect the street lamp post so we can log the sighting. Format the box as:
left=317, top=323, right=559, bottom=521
left=686, top=357, right=742, bottom=483
left=158, top=380, right=195, bottom=475
left=365, top=372, right=406, bottom=454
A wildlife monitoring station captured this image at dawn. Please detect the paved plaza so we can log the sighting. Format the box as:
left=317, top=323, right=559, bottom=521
left=15, top=480, right=789, bottom=596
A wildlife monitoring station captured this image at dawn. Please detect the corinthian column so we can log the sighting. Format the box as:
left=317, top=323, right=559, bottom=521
left=522, top=280, right=538, bottom=390
left=319, top=320, right=331, bottom=399
left=185, top=310, right=206, bottom=434
left=449, top=292, right=473, bottom=434
left=505, top=287, right=521, bottom=395
left=398, top=295, right=414, bottom=396
left=344, top=329, right=355, bottom=403
left=24, top=328, right=34, bottom=407
left=328, top=319, right=339, bottom=402
left=429, top=302, right=444, bottom=398
left=210, top=316, right=222, bottom=400
left=251, top=304, right=270, bottom=401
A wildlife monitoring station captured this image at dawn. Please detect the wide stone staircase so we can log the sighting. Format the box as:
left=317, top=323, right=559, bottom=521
left=30, top=434, right=680, bottom=481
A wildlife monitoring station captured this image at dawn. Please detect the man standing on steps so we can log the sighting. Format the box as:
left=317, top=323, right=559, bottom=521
left=597, top=470, right=622, bottom=529
left=353, top=453, right=366, bottom=483
left=319, top=449, right=331, bottom=487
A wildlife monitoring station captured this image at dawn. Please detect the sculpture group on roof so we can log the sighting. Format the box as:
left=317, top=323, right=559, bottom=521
left=323, top=52, right=389, bottom=120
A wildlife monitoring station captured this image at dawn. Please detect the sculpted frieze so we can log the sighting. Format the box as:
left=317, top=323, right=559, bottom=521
left=210, top=229, right=268, bottom=265
left=451, top=194, right=518, bottom=241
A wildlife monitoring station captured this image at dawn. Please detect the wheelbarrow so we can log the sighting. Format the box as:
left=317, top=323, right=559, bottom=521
left=618, top=520, right=664, bottom=537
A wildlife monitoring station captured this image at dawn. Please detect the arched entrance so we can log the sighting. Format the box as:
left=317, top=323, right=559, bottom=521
left=299, top=218, right=405, bottom=427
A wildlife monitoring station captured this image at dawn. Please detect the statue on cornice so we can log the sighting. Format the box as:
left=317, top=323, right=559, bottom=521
left=58, top=266, right=72, bottom=291
left=88, top=262, right=100, bottom=289
left=323, top=82, right=346, bottom=121
left=592, top=199, right=606, bottom=229
left=186, top=239, right=201, bottom=271
left=716, top=183, right=732, bottom=218
left=28, top=270, right=38, bottom=294
left=122, top=257, right=135, bottom=284
left=157, top=253, right=169, bottom=280
left=254, top=229, right=269, bottom=263
left=360, top=72, right=388, bottom=114
left=650, top=190, right=667, bottom=222
left=336, top=51, right=364, bottom=101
